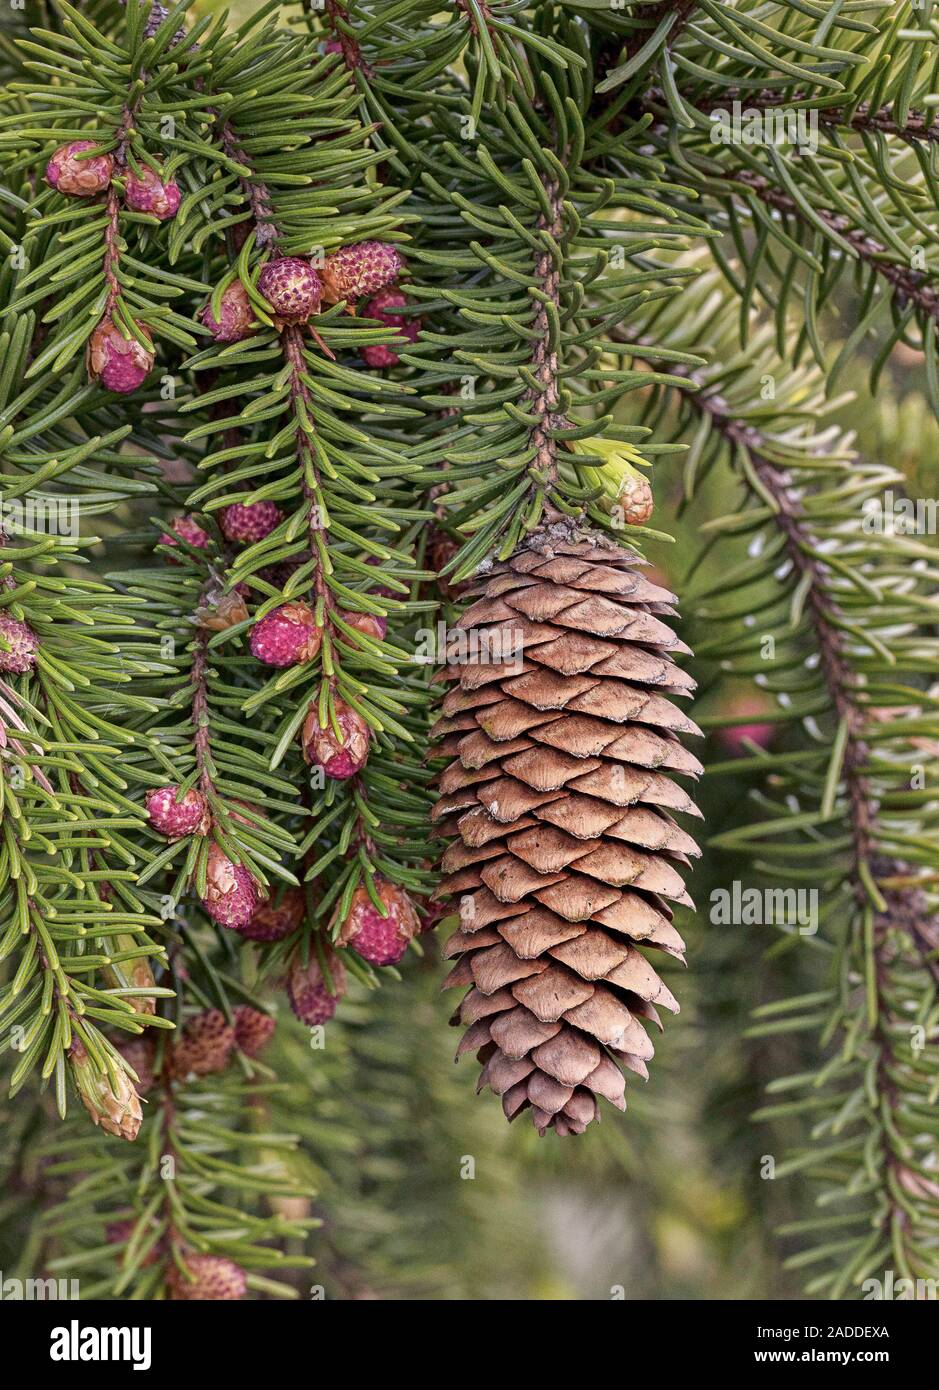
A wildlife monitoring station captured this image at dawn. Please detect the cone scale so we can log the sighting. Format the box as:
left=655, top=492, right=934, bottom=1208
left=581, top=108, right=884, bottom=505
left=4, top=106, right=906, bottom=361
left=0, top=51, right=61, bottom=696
left=431, top=526, right=702, bottom=1136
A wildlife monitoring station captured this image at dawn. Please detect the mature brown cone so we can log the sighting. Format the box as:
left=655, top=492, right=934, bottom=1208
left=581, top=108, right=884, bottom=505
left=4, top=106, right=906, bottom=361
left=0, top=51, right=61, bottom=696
left=430, top=525, right=702, bottom=1136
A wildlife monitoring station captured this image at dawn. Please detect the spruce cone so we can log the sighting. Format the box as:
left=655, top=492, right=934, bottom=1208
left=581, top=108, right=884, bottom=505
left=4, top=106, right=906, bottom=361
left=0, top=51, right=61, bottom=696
left=171, top=1008, right=236, bottom=1078
left=431, top=528, right=702, bottom=1137
left=168, top=1253, right=247, bottom=1301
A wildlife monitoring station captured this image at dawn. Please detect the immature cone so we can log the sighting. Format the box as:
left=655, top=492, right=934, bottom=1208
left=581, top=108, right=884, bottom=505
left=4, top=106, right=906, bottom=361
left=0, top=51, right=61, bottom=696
left=0, top=612, right=38, bottom=674
left=238, top=886, right=305, bottom=942
left=87, top=316, right=154, bottom=394
left=360, top=290, right=419, bottom=368
left=70, top=1039, right=142, bottom=1142
left=160, top=514, right=209, bottom=555
left=250, top=602, right=322, bottom=668
left=301, top=697, right=370, bottom=780
left=172, top=1008, right=236, bottom=1078
left=333, top=879, right=419, bottom=967
left=200, top=280, right=255, bottom=343
left=320, top=241, right=404, bottom=305
left=233, top=1005, right=275, bottom=1057
left=220, top=500, right=282, bottom=543
left=168, top=1254, right=247, bottom=1301
left=202, top=844, right=258, bottom=930
left=287, top=945, right=347, bottom=1024
left=258, top=257, right=321, bottom=324
left=432, top=527, right=702, bottom=1136
left=124, top=164, right=180, bottom=220
left=45, top=140, right=112, bottom=197
left=146, top=785, right=210, bottom=839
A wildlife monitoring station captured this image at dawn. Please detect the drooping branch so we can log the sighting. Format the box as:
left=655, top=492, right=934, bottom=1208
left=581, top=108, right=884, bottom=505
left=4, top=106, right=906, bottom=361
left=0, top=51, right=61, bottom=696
left=642, top=86, right=939, bottom=147
left=659, top=365, right=937, bottom=1263
left=732, top=170, right=939, bottom=323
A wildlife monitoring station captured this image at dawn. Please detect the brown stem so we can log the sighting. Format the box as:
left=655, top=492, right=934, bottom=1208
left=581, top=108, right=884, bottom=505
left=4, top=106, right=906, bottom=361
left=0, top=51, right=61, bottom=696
left=281, top=325, right=327, bottom=594
left=643, top=86, right=939, bottom=147
left=456, top=0, right=493, bottom=36
left=219, top=123, right=277, bottom=249
left=526, top=180, right=566, bottom=491
left=732, top=170, right=939, bottom=322
left=102, top=187, right=122, bottom=314
left=190, top=615, right=214, bottom=799
left=325, top=0, right=372, bottom=76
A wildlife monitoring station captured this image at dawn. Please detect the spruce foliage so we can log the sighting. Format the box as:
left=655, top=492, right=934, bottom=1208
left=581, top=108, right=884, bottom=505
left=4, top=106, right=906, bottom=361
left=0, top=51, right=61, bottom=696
left=0, top=0, right=936, bottom=1300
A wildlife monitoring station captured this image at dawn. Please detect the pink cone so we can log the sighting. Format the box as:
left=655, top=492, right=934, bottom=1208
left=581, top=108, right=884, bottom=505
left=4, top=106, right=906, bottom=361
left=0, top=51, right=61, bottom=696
left=250, top=603, right=322, bottom=668
left=301, top=698, right=370, bottom=780
left=334, top=880, right=419, bottom=967
left=145, top=786, right=211, bottom=840
left=46, top=140, right=112, bottom=197
left=124, top=165, right=180, bottom=221
left=87, top=316, right=154, bottom=393
left=220, top=501, right=282, bottom=544
left=258, top=258, right=321, bottom=325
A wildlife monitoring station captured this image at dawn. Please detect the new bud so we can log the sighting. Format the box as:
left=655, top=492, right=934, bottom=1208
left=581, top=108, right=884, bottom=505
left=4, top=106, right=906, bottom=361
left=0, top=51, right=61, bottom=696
left=250, top=603, right=322, bottom=668
left=194, top=586, right=249, bottom=633
left=566, top=436, right=654, bottom=525
left=168, top=1254, right=247, bottom=1301
left=301, top=697, right=370, bottom=780
left=70, top=1038, right=142, bottom=1142
left=341, top=608, right=387, bottom=641
left=88, top=316, right=154, bottom=394
left=333, top=879, right=419, bottom=967
left=258, top=258, right=322, bottom=325
left=46, top=140, right=113, bottom=197
left=201, top=843, right=258, bottom=930
left=124, top=164, right=180, bottom=221
left=200, top=280, right=255, bottom=343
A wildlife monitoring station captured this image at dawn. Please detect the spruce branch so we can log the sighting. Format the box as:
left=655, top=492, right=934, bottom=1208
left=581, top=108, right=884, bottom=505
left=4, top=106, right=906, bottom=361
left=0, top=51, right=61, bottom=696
left=732, top=169, right=939, bottom=325
left=643, top=86, right=939, bottom=148
left=622, top=260, right=939, bottom=1291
